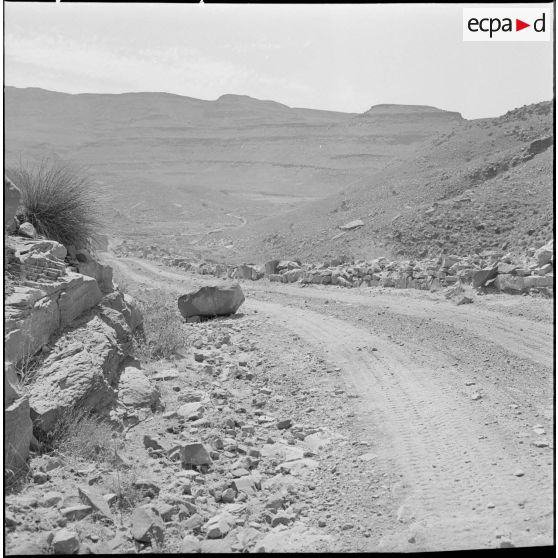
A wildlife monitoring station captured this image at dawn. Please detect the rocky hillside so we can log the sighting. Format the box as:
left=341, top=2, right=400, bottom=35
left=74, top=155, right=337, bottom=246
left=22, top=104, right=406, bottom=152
left=219, top=101, right=553, bottom=262
left=5, top=86, right=463, bottom=256
left=5, top=86, right=552, bottom=265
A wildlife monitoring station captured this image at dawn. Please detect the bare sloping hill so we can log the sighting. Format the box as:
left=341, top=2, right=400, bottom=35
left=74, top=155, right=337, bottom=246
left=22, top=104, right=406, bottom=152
left=220, top=101, right=552, bottom=262
left=5, top=86, right=462, bottom=255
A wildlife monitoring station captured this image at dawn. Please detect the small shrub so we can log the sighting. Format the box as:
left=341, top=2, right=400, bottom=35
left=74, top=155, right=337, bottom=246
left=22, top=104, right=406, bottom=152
left=14, top=349, right=43, bottom=393
left=7, top=158, right=104, bottom=248
left=133, top=300, right=185, bottom=361
left=110, top=468, right=147, bottom=513
left=39, top=407, right=120, bottom=465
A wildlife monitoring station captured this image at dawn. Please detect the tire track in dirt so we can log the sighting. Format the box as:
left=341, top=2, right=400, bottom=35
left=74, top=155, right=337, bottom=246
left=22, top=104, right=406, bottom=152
left=107, top=256, right=552, bottom=368
left=254, top=300, right=553, bottom=551
left=105, top=255, right=553, bottom=550
left=247, top=283, right=553, bottom=368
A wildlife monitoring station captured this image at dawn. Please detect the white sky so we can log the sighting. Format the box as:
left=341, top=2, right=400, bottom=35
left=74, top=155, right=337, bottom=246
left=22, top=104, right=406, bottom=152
left=4, top=2, right=554, bottom=119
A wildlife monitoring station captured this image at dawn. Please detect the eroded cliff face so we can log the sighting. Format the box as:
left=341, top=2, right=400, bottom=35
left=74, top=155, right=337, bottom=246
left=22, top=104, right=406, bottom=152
left=5, top=232, right=143, bottom=473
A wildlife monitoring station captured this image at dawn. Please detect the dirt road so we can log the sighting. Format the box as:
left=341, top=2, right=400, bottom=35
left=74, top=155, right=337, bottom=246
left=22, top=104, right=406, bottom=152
left=105, top=254, right=554, bottom=551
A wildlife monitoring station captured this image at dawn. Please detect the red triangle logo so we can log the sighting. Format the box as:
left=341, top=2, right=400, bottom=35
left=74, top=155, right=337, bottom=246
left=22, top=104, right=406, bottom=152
left=516, top=19, right=530, bottom=31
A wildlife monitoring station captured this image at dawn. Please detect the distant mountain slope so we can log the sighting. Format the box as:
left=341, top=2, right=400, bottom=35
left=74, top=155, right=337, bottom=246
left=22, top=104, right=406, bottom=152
left=5, top=86, right=465, bottom=258
left=221, top=101, right=553, bottom=262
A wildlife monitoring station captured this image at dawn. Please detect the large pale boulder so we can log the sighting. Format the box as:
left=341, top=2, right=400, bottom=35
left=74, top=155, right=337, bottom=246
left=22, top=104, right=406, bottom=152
left=5, top=396, right=33, bottom=473
left=177, top=283, right=245, bottom=319
left=4, top=176, right=21, bottom=230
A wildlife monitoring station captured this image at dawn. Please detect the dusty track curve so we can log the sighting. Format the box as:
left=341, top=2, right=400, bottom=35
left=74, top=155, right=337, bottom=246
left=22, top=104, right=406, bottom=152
left=105, top=255, right=553, bottom=550
left=255, top=301, right=553, bottom=550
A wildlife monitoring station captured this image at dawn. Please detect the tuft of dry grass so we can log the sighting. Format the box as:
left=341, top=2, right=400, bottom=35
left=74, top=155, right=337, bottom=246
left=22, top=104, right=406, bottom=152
left=14, top=349, right=43, bottom=394
left=38, top=407, right=121, bottom=465
left=7, top=158, right=104, bottom=249
left=133, top=297, right=186, bottom=362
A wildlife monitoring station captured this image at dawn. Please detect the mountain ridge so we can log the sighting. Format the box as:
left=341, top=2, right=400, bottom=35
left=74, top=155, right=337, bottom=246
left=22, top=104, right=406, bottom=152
left=4, top=85, right=552, bottom=264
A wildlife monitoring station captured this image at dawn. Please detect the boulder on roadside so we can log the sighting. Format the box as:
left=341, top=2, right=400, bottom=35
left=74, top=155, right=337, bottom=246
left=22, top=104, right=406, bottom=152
left=177, top=284, right=245, bottom=319
left=534, top=239, right=553, bottom=267
left=472, top=266, right=498, bottom=288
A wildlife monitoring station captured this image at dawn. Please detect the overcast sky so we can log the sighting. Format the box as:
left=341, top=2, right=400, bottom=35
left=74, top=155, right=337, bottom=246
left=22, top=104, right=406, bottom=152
left=5, top=3, right=554, bottom=119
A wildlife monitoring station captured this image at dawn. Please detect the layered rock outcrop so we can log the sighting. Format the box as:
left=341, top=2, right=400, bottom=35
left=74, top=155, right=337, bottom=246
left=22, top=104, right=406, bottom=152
left=4, top=234, right=143, bottom=471
left=28, top=293, right=139, bottom=434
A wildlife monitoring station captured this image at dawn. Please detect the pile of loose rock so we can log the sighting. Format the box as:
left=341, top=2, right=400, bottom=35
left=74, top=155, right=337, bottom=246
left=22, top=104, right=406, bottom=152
left=161, top=239, right=554, bottom=297
left=5, top=316, right=337, bottom=555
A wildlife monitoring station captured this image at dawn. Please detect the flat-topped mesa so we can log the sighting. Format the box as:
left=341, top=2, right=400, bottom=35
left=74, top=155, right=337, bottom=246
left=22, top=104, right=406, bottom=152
left=360, top=103, right=464, bottom=121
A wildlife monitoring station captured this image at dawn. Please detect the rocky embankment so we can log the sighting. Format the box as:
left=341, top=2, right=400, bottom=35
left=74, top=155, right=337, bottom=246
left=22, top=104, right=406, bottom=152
left=4, top=176, right=145, bottom=477
left=4, top=235, right=145, bottom=467
left=157, top=239, right=554, bottom=298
